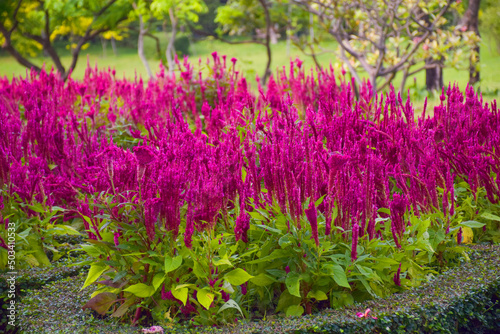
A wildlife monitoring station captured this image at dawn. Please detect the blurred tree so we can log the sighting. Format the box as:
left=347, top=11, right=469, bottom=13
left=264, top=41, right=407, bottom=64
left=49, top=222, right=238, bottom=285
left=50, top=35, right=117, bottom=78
left=195, top=0, right=223, bottom=37
left=150, top=0, right=207, bottom=73
left=214, top=0, right=274, bottom=83
left=481, top=0, right=500, bottom=53
left=0, top=0, right=131, bottom=80
left=457, top=0, right=481, bottom=85
left=130, top=1, right=155, bottom=78
left=293, top=0, right=479, bottom=95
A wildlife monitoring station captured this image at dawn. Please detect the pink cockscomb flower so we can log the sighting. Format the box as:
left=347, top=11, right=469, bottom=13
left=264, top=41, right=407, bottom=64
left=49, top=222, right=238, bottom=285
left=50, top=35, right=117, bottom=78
left=393, top=263, right=402, bottom=286
left=305, top=200, right=319, bottom=247
left=133, top=146, right=156, bottom=166
left=356, top=308, right=377, bottom=319
left=142, top=325, right=164, bottom=333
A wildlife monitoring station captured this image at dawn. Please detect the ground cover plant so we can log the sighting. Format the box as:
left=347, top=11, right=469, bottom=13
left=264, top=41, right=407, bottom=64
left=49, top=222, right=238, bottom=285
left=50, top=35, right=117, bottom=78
left=1, top=55, right=499, bottom=330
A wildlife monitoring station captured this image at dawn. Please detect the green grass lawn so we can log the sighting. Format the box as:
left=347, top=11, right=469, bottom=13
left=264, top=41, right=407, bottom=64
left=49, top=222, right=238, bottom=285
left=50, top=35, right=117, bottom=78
left=1, top=33, right=498, bottom=102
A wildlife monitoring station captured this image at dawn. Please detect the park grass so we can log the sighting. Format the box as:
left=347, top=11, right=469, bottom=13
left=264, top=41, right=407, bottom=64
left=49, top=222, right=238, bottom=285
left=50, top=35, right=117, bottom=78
left=1, top=32, right=498, bottom=104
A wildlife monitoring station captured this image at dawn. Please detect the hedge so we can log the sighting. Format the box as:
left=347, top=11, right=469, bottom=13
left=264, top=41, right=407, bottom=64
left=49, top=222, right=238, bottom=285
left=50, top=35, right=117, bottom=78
left=232, top=244, right=500, bottom=334
left=0, top=254, right=89, bottom=333
left=13, top=245, right=499, bottom=334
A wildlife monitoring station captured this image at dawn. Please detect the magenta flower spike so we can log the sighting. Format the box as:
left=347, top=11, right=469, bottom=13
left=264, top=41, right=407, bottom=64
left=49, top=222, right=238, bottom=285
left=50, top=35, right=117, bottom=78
left=393, top=263, right=402, bottom=286
left=351, top=222, right=359, bottom=261
left=305, top=200, right=319, bottom=247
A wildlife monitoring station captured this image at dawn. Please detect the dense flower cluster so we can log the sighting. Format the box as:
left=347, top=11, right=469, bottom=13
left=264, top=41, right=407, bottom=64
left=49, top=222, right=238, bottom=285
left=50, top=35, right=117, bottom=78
left=0, top=54, right=499, bottom=253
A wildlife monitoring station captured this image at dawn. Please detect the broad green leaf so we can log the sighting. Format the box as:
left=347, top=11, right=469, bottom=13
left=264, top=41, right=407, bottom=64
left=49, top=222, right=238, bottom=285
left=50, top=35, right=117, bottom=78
left=47, top=225, right=81, bottom=236
left=111, top=296, right=136, bottom=318
left=276, top=290, right=301, bottom=313
left=213, top=254, right=233, bottom=267
left=224, top=268, right=253, bottom=286
left=81, top=244, right=102, bottom=257
left=326, top=264, right=350, bottom=289
left=221, top=280, right=235, bottom=293
left=248, top=211, right=265, bottom=220
left=246, top=249, right=290, bottom=264
left=285, top=272, right=301, bottom=297
left=123, top=283, right=155, bottom=298
left=460, top=220, right=486, bottom=228
left=197, top=288, right=214, bottom=310
left=82, top=264, right=108, bottom=290
left=255, top=224, right=281, bottom=234
left=429, top=229, right=446, bottom=251
left=164, top=255, right=182, bottom=273
left=286, top=304, right=304, bottom=317
left=481, top=213, right=500, bottom=222
left=250, top=273, right=276, bottom=287
left=307, top=290, right=328, bottom=301
left=193, top=261, right=208, bottom=278
left=27, top=204, right=46, bottom=213
left=82, top=292, right=117, bottom=315
left=152, top=273, right=166, bottom=291
left=355, top=264, right=374, bottom=279
left=218, top=299, right=244, bottom=317
left=378, top=208, right=391, bottom=215
left=278, top=234, right=292, bottom=248
left=171, top=287, right=189, bottom=306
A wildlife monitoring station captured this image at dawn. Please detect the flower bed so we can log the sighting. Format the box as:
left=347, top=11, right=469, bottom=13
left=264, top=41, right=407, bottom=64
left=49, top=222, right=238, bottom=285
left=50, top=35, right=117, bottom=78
left=1, top=55, right=499, bottom=328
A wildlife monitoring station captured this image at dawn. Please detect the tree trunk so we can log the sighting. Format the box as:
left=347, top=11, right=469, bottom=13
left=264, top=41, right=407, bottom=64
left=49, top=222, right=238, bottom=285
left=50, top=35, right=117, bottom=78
left=165, top=9, right=178, bottom=74
left=101, top=36, right=107, bottom=57
left=286, top=3, right=291, bottom=56
left=258, top=0, right=272, bottom=84
left=370, top=74, right=377, bottom=97
left=111, top=37, right=118, bottom=56
left=309, top=12, right=314, bottom=44
left=459, top=0, right=481, bottom=85
left=137, top=14, right=153, bottom=79
left=146, top=33, right=162, bottom=59
left=425, top=59, right=443, bottom=92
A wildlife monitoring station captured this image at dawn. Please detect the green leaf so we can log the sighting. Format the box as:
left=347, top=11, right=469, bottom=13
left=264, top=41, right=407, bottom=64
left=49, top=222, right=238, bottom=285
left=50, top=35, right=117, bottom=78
left=480, top=212, right=500, bottom=221
left=82, top=292, right=117, bottom=315
left=307, top=289, right=328, bottom=301
left=193, top=261, right=208, bottom=278
left=82, top=264, right=108, bottom=290
left=460, top=220, right=487, bottom=228
left=378, top=208, right=391, bottom=215
left=213, top=254, right=233, bottom=267
left=49, top=225, right=81, bottom=236
left=314, top=194, right=327, bottom=207
left=164, top=255, right=182, bottom=273
left=246, top=249, right=290, bottom=264
left=123, top=283, right=155, bottom=298
left=429, top=229, right=446, bottom=251
left=81, top=244, right=102, bottom=257
left=152, top=273, right=166, bottom=291
left=255, top=224, right=281, bottom=234
left=355, top=264, right=374, bottom=279
left=218, top=299, right=244, bottom=317
left=27, top=204, right=46, bottom=213
left=111, top=297, right=136, bottom=318
left=197, top=288, right=214, bottom=310
left=241, top=167, right=247, bottom=182
left=171, top=287, right=189, bottom=306
left=326, top=264, right=350, bottom=289
left=286, top=304, right=304, bottom=317
left=285, top=272, right=301, bottom=297
left=250, top=273, right=276, bottom=287
left=224, top=268, right=253, bottom=286
left=276, top=290, right=301, bottom=313
left=278, top=234, right=293, bottom=248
